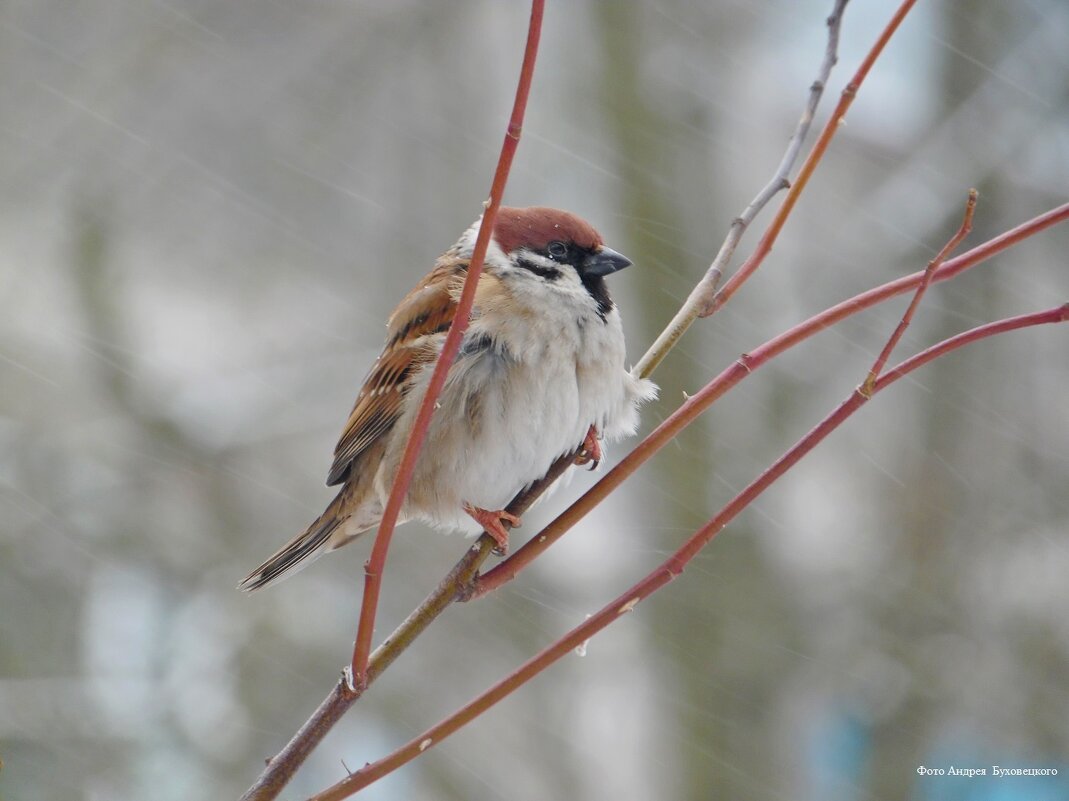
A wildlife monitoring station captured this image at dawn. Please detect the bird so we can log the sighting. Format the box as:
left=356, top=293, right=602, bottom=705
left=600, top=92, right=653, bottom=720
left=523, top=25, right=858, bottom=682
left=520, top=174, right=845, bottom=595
left=239, top=206, right=657, bottom=591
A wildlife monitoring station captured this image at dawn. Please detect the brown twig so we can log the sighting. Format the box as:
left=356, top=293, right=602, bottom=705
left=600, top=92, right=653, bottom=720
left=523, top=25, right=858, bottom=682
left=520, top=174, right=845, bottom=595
left=309, top=301, right=1069, bottom=799
left=862, top=188, right=977, bottom=395
left=349, top=0, right=545, bottom=687
left=631, top=0, right=850, bottom=379
left=702, top=0, right=919, bottom=319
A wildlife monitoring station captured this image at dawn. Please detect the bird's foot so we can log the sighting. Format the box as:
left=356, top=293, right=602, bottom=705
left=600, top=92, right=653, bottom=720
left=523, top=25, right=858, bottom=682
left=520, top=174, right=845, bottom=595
left=574, top=425, right=602, bottom=470
left=463, top=502, right=520, bottom=556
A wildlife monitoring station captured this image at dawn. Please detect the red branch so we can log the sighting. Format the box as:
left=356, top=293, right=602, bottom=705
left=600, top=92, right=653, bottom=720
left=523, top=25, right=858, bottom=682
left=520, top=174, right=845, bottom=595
left=862, top=188, right=977, bottom=394
left=311, top=303, right=1069, bottom=799
left=704, top=0, right=919, bottom=317
left=348, top=0, right=545, bottom=685
left=472, top=200, right=1069, bottom=596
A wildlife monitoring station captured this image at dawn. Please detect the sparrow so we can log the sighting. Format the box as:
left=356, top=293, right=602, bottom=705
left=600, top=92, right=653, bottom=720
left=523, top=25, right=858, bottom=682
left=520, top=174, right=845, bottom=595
left=239, top=206, right=656, bottom=591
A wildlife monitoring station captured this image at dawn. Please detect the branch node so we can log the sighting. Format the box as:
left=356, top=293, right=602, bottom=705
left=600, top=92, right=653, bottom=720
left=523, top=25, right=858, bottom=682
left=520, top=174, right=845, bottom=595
left=697, top=297, right=718, bottom=318
left=706, top=266, right=723, bottom=290
left=342, top=665, right=362, bottom=695
left=866, top=188, right=980, bottom=383
left=454, top=580, right=476, bottom=603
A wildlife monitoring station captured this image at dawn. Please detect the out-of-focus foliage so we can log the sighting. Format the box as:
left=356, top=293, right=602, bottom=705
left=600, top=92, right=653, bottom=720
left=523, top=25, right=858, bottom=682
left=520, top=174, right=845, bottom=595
left=1, top=2, right=1067, bottom=800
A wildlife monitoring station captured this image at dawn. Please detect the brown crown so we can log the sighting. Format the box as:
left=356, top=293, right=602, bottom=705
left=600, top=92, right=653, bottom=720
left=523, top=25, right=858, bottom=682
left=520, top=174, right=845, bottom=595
left=492, top=206, right=604, bottom=254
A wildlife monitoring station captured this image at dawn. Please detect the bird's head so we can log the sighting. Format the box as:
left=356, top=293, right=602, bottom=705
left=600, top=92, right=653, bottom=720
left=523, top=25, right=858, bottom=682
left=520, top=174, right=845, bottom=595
left=455, top=206, right=633, bottom=320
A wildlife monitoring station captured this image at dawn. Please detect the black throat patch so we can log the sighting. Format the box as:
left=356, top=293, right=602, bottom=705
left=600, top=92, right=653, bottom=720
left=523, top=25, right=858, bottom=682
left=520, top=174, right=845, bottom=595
left=580, top=273, right=613, bottom=321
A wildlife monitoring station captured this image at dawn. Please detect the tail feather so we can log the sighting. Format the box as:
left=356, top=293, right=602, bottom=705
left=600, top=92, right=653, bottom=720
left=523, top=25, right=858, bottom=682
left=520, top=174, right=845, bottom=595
left=238, top=514, right=343, bottom=592
left=239, top=482, right=381, bottom=591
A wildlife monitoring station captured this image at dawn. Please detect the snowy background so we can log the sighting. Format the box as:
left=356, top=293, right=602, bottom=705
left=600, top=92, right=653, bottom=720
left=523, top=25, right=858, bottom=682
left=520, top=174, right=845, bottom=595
left=2, top=1, right=1068, bottom=799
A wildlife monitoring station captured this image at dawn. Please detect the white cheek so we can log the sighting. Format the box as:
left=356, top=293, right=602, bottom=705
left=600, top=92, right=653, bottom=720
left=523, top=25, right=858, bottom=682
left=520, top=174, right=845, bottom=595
left=525, top=268, right=599, bottom=316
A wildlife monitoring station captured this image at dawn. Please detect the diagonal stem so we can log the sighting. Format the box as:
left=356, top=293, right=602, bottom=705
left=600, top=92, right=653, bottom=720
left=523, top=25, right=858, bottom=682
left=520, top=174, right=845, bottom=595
left=239, top=5, right=546, bottom=800
left=703, top=0, right=919, bottom=318
left=348, top=0, right=545, bottom=687
left=631, top=0, right=850, bottom=379
left=862, top=188, right=977, bottom=395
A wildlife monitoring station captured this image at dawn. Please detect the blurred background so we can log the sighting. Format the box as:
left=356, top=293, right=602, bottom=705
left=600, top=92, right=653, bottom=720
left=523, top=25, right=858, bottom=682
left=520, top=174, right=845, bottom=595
left=2, top=1, right=1068, bottom=799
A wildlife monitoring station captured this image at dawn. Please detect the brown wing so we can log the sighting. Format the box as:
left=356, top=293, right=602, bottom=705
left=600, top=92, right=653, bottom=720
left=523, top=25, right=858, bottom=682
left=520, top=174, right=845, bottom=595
left=326, top=258, right=466, bottom=486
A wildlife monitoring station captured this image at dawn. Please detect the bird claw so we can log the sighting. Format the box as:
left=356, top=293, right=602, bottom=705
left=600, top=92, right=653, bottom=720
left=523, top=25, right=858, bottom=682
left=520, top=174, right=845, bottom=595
left=574, top=425, right=602, bottom=470
left=463, top=503, right=521, bottom=556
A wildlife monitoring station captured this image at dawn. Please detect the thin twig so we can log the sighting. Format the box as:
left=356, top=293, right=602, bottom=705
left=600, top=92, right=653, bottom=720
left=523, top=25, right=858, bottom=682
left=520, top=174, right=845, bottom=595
left=349, top=0, right=545, bottom=687
left=309, top=303, right=1069, bottom=800
left=702, top=0, right=919, bottom=319
left=632, top=0, right=850, bottom=380
left=862, top=189, right=977, bottom=395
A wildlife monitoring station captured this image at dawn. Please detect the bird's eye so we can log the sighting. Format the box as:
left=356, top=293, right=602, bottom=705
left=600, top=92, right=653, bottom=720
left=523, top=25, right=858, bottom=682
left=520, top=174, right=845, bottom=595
left=547, top=241, right=568, bottom=260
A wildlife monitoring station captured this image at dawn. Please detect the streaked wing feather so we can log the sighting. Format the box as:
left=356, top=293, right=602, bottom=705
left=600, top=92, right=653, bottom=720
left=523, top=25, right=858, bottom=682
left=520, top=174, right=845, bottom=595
left=326, top=259, right=466, bottom=486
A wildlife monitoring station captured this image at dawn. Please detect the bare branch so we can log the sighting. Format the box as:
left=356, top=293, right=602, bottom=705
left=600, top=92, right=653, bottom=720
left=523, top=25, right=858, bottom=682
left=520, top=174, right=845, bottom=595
left=349, top=0, right=546, bottom=687
left=862, top=188, right=977, bottom=395
left=632, top=0, right=850, bottom=380
left=702, top=0, right=919, bottom=318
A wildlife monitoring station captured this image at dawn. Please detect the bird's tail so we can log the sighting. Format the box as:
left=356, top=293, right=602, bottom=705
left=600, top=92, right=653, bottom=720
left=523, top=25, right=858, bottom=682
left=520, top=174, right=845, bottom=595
left=238, top=484, right=380, bottom=592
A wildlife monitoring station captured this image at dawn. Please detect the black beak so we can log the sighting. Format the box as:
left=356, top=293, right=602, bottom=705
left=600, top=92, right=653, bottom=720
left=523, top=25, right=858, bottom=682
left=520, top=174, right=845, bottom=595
left=581, top=246, right=632, bottom=278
